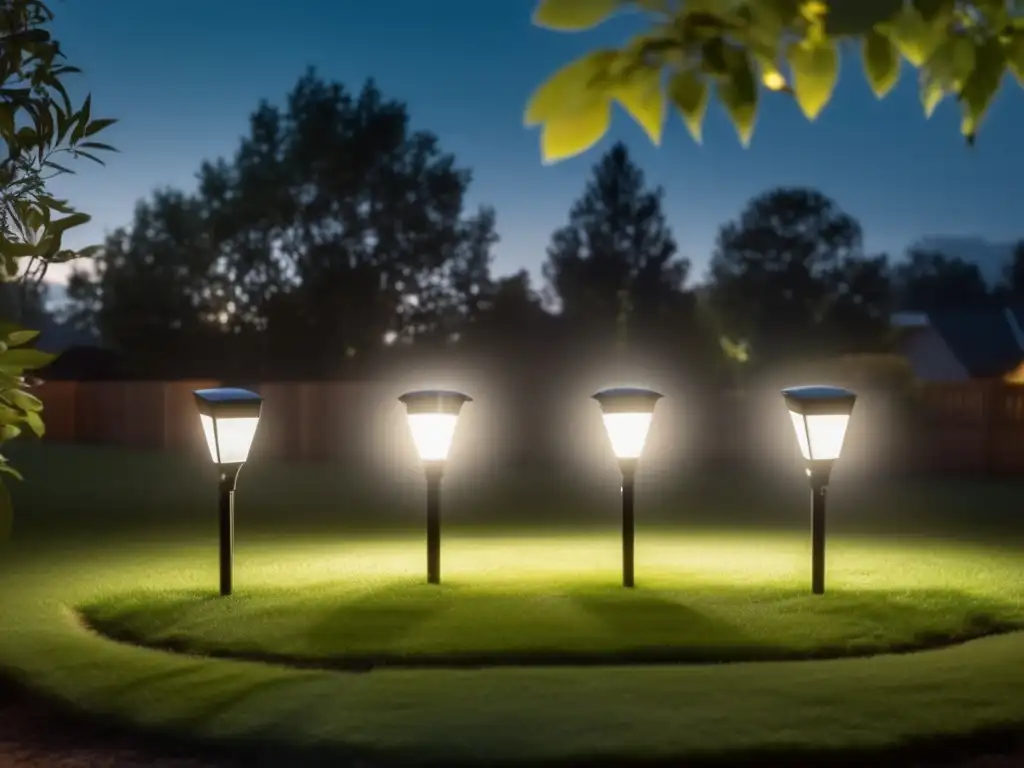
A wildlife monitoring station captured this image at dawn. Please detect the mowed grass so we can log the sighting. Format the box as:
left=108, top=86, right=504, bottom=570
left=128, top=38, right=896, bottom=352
left=3, top=443, right=1024, bottom=765
left=79, top=534, right=1024, bottom=667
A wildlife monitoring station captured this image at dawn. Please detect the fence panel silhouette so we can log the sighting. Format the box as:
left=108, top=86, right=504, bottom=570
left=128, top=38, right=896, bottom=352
left=31, top=379, right=1024, bottom=475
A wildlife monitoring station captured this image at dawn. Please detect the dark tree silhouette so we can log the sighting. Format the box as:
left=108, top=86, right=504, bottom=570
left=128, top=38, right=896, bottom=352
left=707, top=187, right=890, bottom=364
left=542, top=142, right=693, bottom=349
left=66, top=71, right=498, bottom=378
left=893, top=249, right=991, bottom=311
left=1000, top=241, right=1024, bottom=300
left=65, top=191, right=227, bottom=376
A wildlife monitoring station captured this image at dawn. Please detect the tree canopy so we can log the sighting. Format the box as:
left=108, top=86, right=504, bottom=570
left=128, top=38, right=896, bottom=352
left=543, top=142, right=693, bottom=347
left=526, top=0, right=1024, bottom=162
left=708, top=187, right=892, bottom=363
left=67, top=71, right=501, bottom=378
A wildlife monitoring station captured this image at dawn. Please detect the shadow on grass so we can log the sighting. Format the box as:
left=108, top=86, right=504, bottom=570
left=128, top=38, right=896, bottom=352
left=76, top=589, right=1024, bottom=673
left=304, top=582, right=455, bottom=651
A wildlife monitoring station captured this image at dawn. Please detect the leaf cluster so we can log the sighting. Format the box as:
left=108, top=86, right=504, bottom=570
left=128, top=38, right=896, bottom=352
left=527, top=0, right=1024, bottom=161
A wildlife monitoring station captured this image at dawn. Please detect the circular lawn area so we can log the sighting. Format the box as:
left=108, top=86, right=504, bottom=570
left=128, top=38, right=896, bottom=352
left=4, top=444, right=1024, bottom=766
left=2, top=531, right=1024, bottom=766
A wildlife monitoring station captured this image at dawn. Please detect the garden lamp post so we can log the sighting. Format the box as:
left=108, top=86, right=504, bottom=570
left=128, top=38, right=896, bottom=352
left=592, top=387, right=663, bottom=588
left=193, top=387, right=263, bottom=597
left=782, top=385, right=857, bottom=596
left=399, top=389, right=472, bottom=585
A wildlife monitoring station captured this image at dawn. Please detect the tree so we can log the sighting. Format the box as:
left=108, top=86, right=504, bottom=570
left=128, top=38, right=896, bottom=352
left=707, top=187, right=891, bottom=363
left=542, top=142, right=693, bottom=349
left=525, top=0, right=1024, bottom=162
left=893, top=248, right=991, bottom=310
left=65, top=190, right=230, bottom=376
left=1000, top=240, right=1024, bottom=298
left=68, top=72, right=498, bottom=378
left=0, top=0, right=115, bottom=528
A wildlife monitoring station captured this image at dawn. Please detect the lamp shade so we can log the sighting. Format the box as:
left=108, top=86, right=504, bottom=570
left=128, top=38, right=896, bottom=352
left=782, top=385, right=857, bottom=463
left=592, top=387, right=663, bottom=460
left=193, top=388, right=263, bottom=465
left=398, top=390, right=472, bottom=462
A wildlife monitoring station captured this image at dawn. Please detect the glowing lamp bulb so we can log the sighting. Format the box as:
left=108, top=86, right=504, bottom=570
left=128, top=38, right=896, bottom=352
left=193, top=388, right=263, bottom=465
left=399, top=390, right=472, bottom=464
left=592, top=387, right=663, bottom=463
left=782, top=385, right=857, bottom=465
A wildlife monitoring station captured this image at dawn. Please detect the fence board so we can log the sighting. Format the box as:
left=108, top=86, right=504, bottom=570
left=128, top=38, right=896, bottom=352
left=27, top=378, right=1024, bottom=475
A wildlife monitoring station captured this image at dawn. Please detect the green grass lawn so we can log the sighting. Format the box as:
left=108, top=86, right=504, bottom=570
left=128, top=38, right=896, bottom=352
left=79, top=534, right=1024, bottom=668
left=3, top=443, right=1024, bottom=765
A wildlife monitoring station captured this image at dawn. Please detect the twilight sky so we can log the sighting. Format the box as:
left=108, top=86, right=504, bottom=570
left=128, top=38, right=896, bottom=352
left=44, top=0, right=1024, bottom=288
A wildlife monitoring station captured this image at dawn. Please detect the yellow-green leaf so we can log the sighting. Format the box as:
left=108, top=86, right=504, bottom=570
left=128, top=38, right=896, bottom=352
left=9, top=390, right=43, bottom=413
left=532, top=0, right=619, bottom=31
left=613, top=66, right=665, bottom=144
left=883, top=5, right=942, bottom=66
left=1007, top=32, right=1024, bottom=86
left=24, top=410, right=44, bottom=438
left=960, top=39, right=1007, bottom=143
left=717, top=51, right=759, bottom=146
left=788, top=38, right=840, bottom=120
left=540, top=97, right=612, bottom=163
left=920, top=75, right=945, bottom=117
left=5, top=330, right=38, bottom=348
left=525, top=51, right=615, bottom=126
left=668, top=69, right=709, bottom=143
left=862, top=29, right=900, bottom=97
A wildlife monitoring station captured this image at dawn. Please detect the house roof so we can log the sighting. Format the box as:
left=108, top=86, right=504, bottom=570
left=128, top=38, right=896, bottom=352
left=923, top=306, right=1024, bottom=378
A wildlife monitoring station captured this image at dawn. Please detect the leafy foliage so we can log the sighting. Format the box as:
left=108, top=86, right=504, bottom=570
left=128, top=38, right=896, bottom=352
left=527, top=0, right=1024, bottom=161
left=0, top=0, right=115, bottom=528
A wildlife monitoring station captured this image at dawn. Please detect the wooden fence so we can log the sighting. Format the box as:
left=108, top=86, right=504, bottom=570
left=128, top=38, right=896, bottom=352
left=31, top=379, right=1024, bottom=475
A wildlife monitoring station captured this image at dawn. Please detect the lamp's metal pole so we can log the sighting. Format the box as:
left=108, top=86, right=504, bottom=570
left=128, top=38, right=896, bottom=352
left=620, top=460, right=637, bottom=588
left=810, top=482, right=827, bottom=596
left=425, top=462, right=444, bottom=585
left=218, top=465, right=241, bottom=597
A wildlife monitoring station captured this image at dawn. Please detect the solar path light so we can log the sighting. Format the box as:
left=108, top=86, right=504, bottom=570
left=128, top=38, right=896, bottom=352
left=782, top=385, right=857, bottom=596
left=193, top=387, right=263, bottom=597
left=399, top=389, right=472, bottom=585
left=592, top=387, right=663, bottom=588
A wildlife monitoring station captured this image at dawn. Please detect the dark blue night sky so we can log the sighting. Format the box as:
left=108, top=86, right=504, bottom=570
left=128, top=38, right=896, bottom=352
left=46, top=0, right=1024, bottom=287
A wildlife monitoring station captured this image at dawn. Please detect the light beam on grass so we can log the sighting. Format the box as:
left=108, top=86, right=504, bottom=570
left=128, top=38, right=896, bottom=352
left=592, top=387, right=663, bottom=589
left=193, top=387, right=263, bottom=597
left=782, top=385, right=857, bottom=596
left=399, top=389, right=472, bottom=585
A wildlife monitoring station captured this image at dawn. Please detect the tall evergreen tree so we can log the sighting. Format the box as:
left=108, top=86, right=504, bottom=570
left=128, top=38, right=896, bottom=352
left=542, top=142, right=692, bottom=349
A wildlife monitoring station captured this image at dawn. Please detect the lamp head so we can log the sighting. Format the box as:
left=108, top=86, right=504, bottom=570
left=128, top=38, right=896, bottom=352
left=592, top=387, right=663, bottom=467
left=193, top=387, right=263, bottom=466
left=398, top=389, right=472, bottom=463
left=782, top=385, right=856, bottom=486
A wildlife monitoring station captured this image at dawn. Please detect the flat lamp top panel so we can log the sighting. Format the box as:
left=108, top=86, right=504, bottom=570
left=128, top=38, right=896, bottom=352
left=194, top=387, right=263, bottom=404
left=592, top=387, right=663, bottom=414
left=193, top=387, right=263, bottom=417
left=399, top=389, right=473, bottom=415
left=782, top=385, right=856, bottom=416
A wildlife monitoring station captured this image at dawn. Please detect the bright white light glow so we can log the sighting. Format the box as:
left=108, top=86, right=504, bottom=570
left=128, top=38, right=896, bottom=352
left=407, top=413, right=458, bottom=461
left=200, top=414, right=260, bottom=464
left=788, top=412, right=850, bottom=461
left=601, top=412, right=653, bottom=460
